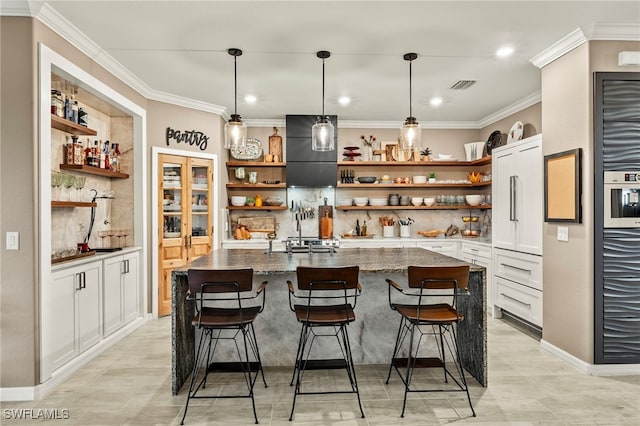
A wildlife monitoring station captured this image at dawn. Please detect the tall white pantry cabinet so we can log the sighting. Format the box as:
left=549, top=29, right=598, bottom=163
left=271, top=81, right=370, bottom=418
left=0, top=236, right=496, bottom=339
left=492, top=134, right=544, bottom=327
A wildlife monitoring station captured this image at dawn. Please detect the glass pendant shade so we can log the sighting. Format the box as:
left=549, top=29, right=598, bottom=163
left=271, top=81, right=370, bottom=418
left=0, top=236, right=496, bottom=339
left=400, top=116, right=421, bottom=151
left=312, top=116, right=335, bottom=151
left=224, top=114, right=247, bottom=149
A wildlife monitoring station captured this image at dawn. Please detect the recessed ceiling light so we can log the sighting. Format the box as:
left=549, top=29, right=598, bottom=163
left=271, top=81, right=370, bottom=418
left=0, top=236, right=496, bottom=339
left=430, top=97, right=443, bottom=106
left=338, top=96, right=351, bottom=106
left=496, top=46, right=514, bottom=58
left=244, top=94, right=257, bottom=104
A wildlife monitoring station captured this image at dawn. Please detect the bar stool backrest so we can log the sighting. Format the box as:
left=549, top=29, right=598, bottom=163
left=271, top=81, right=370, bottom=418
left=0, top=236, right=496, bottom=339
left=188, top=268, right=254, bottom=295
left=407, top=265, right=470, bottom=291
left=296, top=266, right=360, bottom=291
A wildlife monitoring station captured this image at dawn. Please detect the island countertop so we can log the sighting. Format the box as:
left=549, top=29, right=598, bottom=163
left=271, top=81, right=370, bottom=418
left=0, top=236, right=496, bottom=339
left=172, top=247, right=486, bottom=394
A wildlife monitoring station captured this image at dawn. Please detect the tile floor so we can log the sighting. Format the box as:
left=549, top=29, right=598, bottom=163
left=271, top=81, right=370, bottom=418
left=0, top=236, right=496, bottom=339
left=2, top=317, right=639, bottom=425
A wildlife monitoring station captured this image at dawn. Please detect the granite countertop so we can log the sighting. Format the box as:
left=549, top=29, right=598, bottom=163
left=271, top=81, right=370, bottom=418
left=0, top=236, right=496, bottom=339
left=177, top=247, right=483, bottom=275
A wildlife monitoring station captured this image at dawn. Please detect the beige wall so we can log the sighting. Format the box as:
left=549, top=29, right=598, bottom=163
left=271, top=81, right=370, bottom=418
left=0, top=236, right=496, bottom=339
left=541, top=40, right=640, bottom=364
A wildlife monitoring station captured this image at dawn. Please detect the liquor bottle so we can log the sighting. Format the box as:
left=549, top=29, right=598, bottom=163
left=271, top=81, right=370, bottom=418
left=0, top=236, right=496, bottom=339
left=90, top=140, right=99, bottom=167
left=114, top=143, right=121, bottom=172
left=84, top=138, right=92, bottom=165
left=110, top=143, right=118, bottom=173
left=64, top=95, right=71, bottom=121
left=361, top=220, right=367, bottom=237
left=78, top=107, right=88, bottom=127
left=71, top=100, right=79, bottom=123
left=103, top=140, right=110, bottom=170
left=98, top=140, right=106, bottom=169
left=355, top=219, right=361, bottom=237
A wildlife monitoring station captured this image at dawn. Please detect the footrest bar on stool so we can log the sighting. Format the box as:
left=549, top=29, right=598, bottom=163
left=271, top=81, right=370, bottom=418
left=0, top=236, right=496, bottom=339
left=295, top=358, right=348, bottom=370
left=392, top=357, right=444, bottom=369
left=207, top=361, right=262, bottom=373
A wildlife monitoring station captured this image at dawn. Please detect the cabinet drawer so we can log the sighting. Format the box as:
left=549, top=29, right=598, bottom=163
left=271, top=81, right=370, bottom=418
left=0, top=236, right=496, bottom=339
left=494, top=249, right=542, bottom=291
left=495, top=276, right=543, bottom=327
left=461, top=242, right=491, bottom=260
left=416, top=241, right=459, bottom=258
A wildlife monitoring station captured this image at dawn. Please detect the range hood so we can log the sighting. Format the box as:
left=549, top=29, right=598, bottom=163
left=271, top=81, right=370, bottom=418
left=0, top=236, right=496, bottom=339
left=286, top=115, right=337, bottom=187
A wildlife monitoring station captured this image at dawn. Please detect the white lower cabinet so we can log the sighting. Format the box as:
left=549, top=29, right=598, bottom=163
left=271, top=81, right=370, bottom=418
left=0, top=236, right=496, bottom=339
left=461, top=242, right=493, bottom=315
left=493, top=248, right=543, bottom=327
left=416, top=240, right=459, bottom=257
left=44, top=260, right=102, bottom=378
left=103, top=251, right=140, bottom=337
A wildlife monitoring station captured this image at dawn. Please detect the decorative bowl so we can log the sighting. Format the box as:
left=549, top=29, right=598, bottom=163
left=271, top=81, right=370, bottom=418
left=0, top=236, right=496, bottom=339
left=423, top=197, right=435, bottom=206
left=411, top=197, right=423, bottom=206
left=357, top=176, right=377, bottom=184
left=230, top=196, right=247, bottom=206
left=264, top=197, right=283, bottom=206
left=353, top=197, right=368, bottom=206
left=465, top=195, right=482, bottom=206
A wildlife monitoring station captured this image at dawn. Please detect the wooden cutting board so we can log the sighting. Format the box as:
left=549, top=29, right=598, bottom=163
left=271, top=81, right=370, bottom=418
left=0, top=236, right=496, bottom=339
left=318, top=199, right=333, bottom=239
left=268, top=127, right=282, bottom=159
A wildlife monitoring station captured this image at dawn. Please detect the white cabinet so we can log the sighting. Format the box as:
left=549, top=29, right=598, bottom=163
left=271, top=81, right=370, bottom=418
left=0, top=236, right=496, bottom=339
left=461, top=242, right=493, bottom=315
left=103, top=251, right=140, bottom=337
left=416, top=240, right=459, bottom=258
left=492, top=135, right=543, bottom=255
left=43, top=260, right=102, bottom=378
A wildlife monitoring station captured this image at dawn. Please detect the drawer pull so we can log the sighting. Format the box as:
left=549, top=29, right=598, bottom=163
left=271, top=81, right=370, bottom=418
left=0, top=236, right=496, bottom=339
left=502, top=263, right=532, bottom=274
left=500, top=293, right=532, bottom=307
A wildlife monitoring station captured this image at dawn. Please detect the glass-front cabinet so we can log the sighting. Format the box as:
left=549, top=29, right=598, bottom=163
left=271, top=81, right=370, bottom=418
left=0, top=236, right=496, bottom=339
left=158, top=154, right=213, bottom=316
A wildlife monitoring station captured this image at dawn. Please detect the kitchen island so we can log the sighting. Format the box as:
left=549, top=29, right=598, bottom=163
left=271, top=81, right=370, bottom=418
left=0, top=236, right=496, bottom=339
left=172, top=247, right=486, bottom=394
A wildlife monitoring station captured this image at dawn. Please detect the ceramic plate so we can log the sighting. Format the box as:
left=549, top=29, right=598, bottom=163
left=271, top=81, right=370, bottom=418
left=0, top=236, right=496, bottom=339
left=230, top=138, right=263, bottom=160
left=485, top=130, right=503, bottom=155
left=507, top=121, right=523, bottom=144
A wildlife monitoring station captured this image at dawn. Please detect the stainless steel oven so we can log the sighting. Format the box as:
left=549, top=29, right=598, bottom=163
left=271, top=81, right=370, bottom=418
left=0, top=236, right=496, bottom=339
left=604, top=171, right=640, bottom=228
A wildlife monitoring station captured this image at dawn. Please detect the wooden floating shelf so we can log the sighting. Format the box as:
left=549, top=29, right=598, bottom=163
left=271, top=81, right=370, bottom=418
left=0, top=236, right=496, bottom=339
left=226, top=161, right=286, bottom=167
left=337, top=157, right=491, bottom=167
left=60, top=164, right=129, bottom=179
left=52, top=201, right=97, bottom=208
left=226, top=183, right=286, bottom=188
left=51, top=114, right=97, bottom=136
left=336, top=205, right=492, bottom=211
left=227, top=206, right=288, bottom=211
left=337, top=181, right=491, bottom=188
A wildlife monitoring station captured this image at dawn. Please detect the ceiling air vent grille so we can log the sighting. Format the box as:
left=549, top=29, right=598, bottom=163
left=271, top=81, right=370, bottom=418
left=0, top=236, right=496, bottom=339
left=450, top=80, right=476, bottom=90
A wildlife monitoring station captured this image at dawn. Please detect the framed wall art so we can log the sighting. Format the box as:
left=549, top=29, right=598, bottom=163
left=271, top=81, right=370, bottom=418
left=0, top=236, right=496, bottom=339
left=544, top=148, right=582, bottom=223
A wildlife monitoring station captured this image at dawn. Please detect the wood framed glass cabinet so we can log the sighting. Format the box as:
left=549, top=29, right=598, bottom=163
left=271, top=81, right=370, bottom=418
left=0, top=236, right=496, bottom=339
left=158, top=154, right=213, bottom=316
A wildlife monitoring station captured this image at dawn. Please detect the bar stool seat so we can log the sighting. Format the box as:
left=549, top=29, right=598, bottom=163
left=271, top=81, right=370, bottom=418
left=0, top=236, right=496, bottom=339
left=287, top=266, right=365, bottom=421
left=180, top=268, right=268, bottom=425
left=385, top=265, right=476, bottom=418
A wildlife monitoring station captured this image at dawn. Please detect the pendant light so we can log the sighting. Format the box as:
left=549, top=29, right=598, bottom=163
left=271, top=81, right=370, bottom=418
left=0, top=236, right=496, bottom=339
left=399, top=52, right=422, bottom=151
left=311, top=50, right=335, bottom=152
left=224, top=48, right=247, bottom=150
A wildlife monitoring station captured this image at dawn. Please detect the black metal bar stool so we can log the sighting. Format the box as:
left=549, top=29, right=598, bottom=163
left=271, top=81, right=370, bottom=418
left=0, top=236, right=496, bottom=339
left=385, top=265, right=476, bottom=418
left=180, top=268, right=268, bottom=425
left=287, top=266, right=365, bottom=420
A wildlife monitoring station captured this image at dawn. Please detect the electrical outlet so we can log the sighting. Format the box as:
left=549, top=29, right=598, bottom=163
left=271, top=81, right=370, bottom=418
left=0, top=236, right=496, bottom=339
left=6, top=232, right=19, bottom=250
left=557, top=226, right=569, bottom=242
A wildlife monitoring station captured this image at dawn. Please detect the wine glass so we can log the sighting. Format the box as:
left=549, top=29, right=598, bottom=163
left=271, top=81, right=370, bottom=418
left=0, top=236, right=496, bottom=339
left=51, top=171, right=62, bottom=201
left=73, top=176, right=86, bottom=202
left=62, top=174, right=75, bottom=201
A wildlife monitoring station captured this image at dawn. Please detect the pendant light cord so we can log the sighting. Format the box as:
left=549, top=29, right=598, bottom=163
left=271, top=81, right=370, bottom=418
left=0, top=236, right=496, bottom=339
left=408, top=58, right=412, bottom=118
left=322, top=58, right=325, bottom=117
left=234, top=54, right=238, bottom=116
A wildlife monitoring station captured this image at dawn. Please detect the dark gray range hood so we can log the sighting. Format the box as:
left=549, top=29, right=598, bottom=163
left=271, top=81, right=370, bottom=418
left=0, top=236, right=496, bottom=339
left=286, top=115, right=337, bottom=187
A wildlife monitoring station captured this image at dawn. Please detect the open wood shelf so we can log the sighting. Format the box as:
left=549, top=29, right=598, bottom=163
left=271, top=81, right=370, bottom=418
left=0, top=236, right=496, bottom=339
left=226, top=183, right=286, bottom=189
left=52, top=201, right=97, bottom=208
left=336, top=205, right=492, bottom=211
left=337, top=181, right=491, bottom=188
left=227, top=206, right=288, bottom=211
left=51, top=114, right=98, bottom=136
left=226, top=161, right=286, bottom=167
left=60, top=164, right=129, bottom=179
left=337, top=156, right=491, bottom=167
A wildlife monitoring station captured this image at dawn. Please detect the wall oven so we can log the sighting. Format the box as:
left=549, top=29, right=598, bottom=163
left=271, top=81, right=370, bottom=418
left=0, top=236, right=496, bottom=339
left=604, top=171, right=640, bottom=228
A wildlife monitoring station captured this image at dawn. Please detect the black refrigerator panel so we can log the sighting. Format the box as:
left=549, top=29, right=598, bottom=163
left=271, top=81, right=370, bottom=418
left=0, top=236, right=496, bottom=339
left=286, top=137, right=337, bottom=162
left=286, top=114, right=338, bottom=139
left=286, top=162, right=337, bottom=187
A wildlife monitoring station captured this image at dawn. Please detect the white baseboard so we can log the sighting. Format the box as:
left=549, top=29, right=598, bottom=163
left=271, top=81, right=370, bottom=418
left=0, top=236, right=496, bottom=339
left=0, top=316, right=149, bottom=402
left=540, top=339, right=640, bottom=376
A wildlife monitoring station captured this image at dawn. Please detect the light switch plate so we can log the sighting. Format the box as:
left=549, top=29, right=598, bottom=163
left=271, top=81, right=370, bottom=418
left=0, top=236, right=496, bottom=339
left=6, top=231, right=19, bottom=250
left=557, top=226, right=569, bottom=242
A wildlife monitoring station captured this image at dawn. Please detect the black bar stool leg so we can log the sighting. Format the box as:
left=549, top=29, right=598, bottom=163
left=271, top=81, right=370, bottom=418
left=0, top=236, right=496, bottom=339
left=289, top=323, right=310, bottom=421
left=386, top=317, right=406, bottom=384
left=451, top=326, right=476, bottom=417
left=400, top=322, right=417, bottom=418
left=180, top=329, right=207, bottom=425
left=289, top=324, right=306, bottom=386
left=341, top=324, right=365, bottom=418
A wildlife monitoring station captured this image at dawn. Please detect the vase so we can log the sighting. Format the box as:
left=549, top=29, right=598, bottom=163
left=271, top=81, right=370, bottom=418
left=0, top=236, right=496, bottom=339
left=363, top=145, right=372, bottom=161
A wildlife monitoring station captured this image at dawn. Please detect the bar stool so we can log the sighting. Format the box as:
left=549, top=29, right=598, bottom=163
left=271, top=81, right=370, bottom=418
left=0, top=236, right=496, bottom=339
left=385, top=265, right=475, bottom=417
left=287, top=266, right=365, bottom=420
left=180, top=268, right=268, bottom=425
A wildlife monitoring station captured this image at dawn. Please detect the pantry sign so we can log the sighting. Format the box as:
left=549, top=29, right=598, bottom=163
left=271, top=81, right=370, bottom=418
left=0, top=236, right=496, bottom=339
left=166, top=127, right=209, bottom=151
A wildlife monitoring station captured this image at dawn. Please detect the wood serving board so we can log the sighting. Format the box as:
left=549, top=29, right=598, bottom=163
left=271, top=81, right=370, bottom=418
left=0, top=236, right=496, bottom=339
left=340, top=234, right=375, bottom=239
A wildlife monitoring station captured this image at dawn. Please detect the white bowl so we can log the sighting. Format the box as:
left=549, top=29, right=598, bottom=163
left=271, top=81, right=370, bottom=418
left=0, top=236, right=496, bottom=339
left=438, top=153, right=453, bottom=160
left=412, top=175, right=427, bottom=184
left=230, top=196, right=247, bottom=206
left=369, top=197, right=388, bottom=206
left=337, top=198, right=353, bottom=206
left=424, top=197, right=435, bottom=206
left=353, top=197, right=369, bottom=206
left=465, top=195, right=482, bottom=206
left=411, top=197, right=423, bottom=206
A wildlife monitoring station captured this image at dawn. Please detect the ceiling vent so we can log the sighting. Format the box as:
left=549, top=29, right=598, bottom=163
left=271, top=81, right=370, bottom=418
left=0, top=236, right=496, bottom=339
left=450, top=80, right=476, bottom=90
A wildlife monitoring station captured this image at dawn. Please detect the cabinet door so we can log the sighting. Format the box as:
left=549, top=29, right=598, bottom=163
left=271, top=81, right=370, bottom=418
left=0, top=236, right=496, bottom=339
left=47, top=269, right=78, bottom=373
left=77, top=261, right=102, bottom=352
left=160, top=155, right=188, bottom=266
left=122, top=252, right=139, bottom=324
left=515, top=141, right=543, bottom=255
left=492, top=147, right=518, bottom=251
left=187, top=157, right=213, bottom=262
left=103, top=256, right=124, bottom=336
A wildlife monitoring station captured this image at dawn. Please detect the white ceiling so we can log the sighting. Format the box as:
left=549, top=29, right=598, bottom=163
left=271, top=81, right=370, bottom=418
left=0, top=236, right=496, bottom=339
left=23, top=1, right=640, bottom=125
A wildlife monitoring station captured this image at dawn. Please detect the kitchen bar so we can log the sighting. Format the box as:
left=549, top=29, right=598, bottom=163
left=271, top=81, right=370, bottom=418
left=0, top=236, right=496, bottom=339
left=171, top=247, right=487, bottom=395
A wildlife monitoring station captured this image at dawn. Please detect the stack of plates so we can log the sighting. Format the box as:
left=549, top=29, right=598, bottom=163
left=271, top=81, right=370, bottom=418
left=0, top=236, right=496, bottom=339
left=369, top=197, right=388, bottom=206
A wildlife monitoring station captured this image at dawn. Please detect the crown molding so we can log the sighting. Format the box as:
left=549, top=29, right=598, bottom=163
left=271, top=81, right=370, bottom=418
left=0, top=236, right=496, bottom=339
left=583, top=22, right=640, bottom=41
left=149, top=90, right=229, bottom=118
left=530, top=28, right=588, bottom=69
left=0, top=0, right=39, bottom=16
left=245, top=118, right=286, bottom=128
left=477, top=91, right=542, bottom=129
